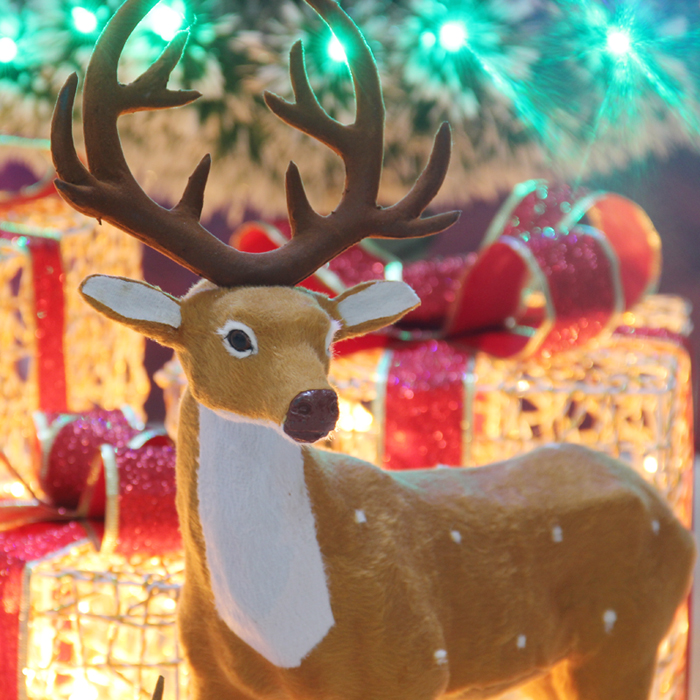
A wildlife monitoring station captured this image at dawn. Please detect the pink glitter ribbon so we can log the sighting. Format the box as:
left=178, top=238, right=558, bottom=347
left=0, top=409, right=180, bottom=700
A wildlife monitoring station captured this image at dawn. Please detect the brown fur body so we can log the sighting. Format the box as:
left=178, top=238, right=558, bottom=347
left=79, top=280, right=696, bottom=700
left=177, top=392, right=694, bottom=700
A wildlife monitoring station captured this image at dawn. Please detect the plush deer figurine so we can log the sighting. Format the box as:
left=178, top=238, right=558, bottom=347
left=51, top=0, right=695, bottom=699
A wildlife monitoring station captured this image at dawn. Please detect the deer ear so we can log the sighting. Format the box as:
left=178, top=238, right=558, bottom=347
left=80, top=275, right=182, bottom=347
left=331, top=280, right=420, bottom=340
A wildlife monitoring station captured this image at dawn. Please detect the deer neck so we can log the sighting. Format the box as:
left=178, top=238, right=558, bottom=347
left=195, top=404, right=334, bottom=668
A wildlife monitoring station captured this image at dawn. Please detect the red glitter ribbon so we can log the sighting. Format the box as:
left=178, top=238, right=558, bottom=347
left=0, top=409, right=180, bottom=700
left=0, top=203, right=68, bottom=412
left=234, top=180, right=662, bottom=471
left=233, top=180, right=661, bottom=360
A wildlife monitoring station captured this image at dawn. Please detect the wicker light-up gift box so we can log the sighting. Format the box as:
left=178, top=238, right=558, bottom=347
left=0, top=190, right=150, bottom=483
left=0, top=409, right=182, bottom=700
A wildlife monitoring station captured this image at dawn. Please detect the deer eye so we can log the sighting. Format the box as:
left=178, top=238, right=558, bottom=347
left=218, top=321, right=258, bottom=358
left=228, top=329, right=252, bottom=351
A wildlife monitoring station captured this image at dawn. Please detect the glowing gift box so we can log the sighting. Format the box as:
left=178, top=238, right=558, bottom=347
left=0, top=409, right=183, bottom=700
left=0, top=190, right=150, bottom=482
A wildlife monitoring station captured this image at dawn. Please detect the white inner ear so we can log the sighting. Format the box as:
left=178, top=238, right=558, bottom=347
left=325, top=319, right=341, bottom=355
left=82, top=276, right=181, bottom=328
left=336, top=281, right=419, bottom=327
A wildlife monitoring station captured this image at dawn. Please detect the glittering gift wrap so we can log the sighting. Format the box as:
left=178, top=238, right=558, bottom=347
left=0, top=409, right=182, bottom=700
left=0, top=190, right=150, bottom=482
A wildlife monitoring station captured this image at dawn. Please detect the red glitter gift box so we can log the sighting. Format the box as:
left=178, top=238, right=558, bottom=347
left=0, top=189, right=149, bottom=483
left=0, top=409, right=183, bottom=700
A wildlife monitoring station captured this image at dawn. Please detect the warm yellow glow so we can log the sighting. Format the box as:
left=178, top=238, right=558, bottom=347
left=643, top=456, right=658, bottom=474
left=7, top=480, right=26, bottom=497
left=337, top=398, right=374, bottom=433
left=25, top=547, right=188, bottom=699
left=162, top=597, right=178, bottom=612
left=0, top=195, right=149, bottom=478
left=68, top=678, right=98, bottom=700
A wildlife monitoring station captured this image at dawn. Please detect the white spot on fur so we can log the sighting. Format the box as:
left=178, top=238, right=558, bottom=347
left=450, top=530, right=462, bottom=544
left=336, top=281, right=419, bottom=328
left=516, top=634, right=527, bottom=649
left=552, top=525, right=563, bottom=543
left=652, top=520, right=660, bottom=534
left=434, top=649, right=448, bottom=665
left=355, top=509, right=367, bottom=524
left=82, top=276, right=181, bottom=328
left=197, top=406, right=334, bottom=668
left=603, top=609, right=617, bottom=633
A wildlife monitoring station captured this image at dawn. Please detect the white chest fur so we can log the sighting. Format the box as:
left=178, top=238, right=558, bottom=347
left=197, top=406, right=334, bottom=668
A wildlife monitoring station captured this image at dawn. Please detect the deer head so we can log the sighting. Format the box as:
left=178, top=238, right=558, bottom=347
left=51, top=0, right=458, bottom=440
left=80, top=275, right=419, bottom=441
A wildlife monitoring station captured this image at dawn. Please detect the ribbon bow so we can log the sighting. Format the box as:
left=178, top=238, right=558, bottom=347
left=233, top=180, right=660, bottom=359
left=0, top=408, right=179, bottom=555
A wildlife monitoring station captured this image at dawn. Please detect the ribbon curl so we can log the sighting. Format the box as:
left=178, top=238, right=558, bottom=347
left=233, top=180, right=661, bottom=359
left=0, top=408, right=179, bottom=554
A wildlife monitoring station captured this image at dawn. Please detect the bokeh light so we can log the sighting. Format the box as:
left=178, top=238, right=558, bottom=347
left=606, top=28, right=632, bottom=58
left=71, top=7, right=98, bottom=34
left=438, top=20, right=468, bottom=52
left=420, top=31, right=436, bottom=49
left=327, top=34, right=347, bottom=63
left=0, top=37, right=17, bottom=63
left=145, top=2, right=184, bottom=41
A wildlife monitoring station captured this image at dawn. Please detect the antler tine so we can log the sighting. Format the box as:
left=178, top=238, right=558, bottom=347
left=378, top=122, right=460, bottom=237
left=51, top=0, right=458, bottom=289
left=264, top=0, right=384, bottom=213
left=51, top=73, right=95, bottom=188
left=83, top=0, right=200, bottom=181
left=264, top=42, right=347, bottom=155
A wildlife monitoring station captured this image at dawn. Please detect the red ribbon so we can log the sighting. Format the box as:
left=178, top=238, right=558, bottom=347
left=0, top=409, right=180, bottom=700
left=0, top=194, right=69, bottom=412
left=233, top=180, right=661, bottom=360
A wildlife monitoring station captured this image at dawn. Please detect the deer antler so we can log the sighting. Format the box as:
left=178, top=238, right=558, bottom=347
left=51, top=0, right=459, bottom=287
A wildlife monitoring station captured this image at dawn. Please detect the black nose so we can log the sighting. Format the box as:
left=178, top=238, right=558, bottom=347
left=284, top=390, right=339, bottom=443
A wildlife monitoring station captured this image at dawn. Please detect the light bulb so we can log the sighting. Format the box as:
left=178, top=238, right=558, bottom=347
left=71, top=7, right=98, bottom=34
left=438, top=21, right=468, bottom=52
left=147, top=3, right=184, bottom=41
left=328, top=34, right=347, bottom=63
left=0, top=37, right=18, bottom=63
left=606, top=28, right=632, bottom=58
